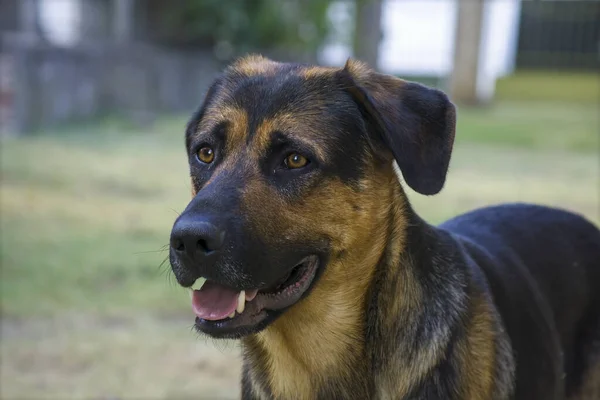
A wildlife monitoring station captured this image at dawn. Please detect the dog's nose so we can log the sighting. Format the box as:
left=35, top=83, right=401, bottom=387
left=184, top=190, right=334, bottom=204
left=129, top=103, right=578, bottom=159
left=170, top=217, right=226, bottom=258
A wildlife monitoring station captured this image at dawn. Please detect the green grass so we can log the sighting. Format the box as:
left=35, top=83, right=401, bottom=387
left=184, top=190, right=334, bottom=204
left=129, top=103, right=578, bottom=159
left=456, top=101, right=598, bottom=152
left=2, top=100, right=596, bottom=317
left=1, top=99, right=599, bottom=398
left=402, top=71, right=599, bottom=152
left=472, top=71, right=599, bottom=151
left=1, top=124, right=193, bottom=317
left=1, top=315, right=242, bottom=399
left=496, top=70, right=599, bottom=103
left=401, top=70, right=599, bottom=104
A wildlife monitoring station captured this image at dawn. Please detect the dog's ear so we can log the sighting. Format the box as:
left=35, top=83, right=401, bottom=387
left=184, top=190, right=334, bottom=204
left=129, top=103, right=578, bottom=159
left=338, top=59, right=456, bottom=195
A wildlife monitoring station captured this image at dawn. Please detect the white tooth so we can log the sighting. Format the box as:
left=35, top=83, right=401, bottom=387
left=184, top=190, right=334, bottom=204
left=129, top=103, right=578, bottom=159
left=191, top=277, right=207, bottom=291
left=229, top=311, right=236, bottom=318
left=237, top=290, right=246, bottom=314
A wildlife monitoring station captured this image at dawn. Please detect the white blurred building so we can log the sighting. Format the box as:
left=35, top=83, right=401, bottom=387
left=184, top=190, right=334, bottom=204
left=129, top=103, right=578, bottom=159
left=320, top=0, right=522, bottom=100
left=8, top=0, right=522, bottom=106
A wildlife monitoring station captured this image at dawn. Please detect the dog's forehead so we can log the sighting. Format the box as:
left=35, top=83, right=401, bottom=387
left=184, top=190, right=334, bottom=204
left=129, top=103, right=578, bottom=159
left=194, top=58, right=361, bottom=153
left=221, top=61, right=339, bottom=117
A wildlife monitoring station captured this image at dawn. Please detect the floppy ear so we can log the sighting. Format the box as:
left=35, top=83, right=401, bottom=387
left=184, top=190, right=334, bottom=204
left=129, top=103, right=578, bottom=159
left=338, top=59, right=456, bottom=195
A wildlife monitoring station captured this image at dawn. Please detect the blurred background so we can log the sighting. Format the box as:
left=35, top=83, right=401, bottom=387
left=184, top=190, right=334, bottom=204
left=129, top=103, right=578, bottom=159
left=0, top=0, right=598, bottom=398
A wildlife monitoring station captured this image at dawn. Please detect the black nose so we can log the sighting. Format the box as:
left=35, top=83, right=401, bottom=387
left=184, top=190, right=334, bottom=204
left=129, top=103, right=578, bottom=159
left=170, top=217, right=226, bottom=259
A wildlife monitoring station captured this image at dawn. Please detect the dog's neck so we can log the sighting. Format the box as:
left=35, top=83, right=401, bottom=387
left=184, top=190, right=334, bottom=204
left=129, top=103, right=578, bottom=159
left=241, top=168, right=407, bottom=398
left=241, top=170, right=475, bottom=399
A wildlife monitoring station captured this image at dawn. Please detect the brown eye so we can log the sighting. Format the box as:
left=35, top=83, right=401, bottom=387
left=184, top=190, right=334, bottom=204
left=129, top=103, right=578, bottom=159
left=197, top=146, right=214, bottom=164
left=285, top=153, right=309, bottom=169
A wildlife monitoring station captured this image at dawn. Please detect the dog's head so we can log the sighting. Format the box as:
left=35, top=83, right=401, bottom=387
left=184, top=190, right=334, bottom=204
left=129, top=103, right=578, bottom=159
left=169, top=55, right=456, bottom=338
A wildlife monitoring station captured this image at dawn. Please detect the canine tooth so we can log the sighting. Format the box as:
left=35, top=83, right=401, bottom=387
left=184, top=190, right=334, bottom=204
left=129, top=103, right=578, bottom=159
left=237, top=290, right=246, bottom=314
left=191, top=278, right=206, bottom=291
left=229, top=311, right=236, bottom=318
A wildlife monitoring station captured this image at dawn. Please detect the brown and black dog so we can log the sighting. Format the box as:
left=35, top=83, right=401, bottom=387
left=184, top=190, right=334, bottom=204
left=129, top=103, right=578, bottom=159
left=169, top=55, right=600, bottom=399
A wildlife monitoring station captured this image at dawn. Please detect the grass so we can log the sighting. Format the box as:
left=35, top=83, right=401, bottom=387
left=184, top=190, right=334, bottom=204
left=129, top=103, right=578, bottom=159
left=1, top=314, right=242, bottom=399
left=1, top=96, right=599, bottom=398
left=401, top=70, right=599, bottom=152
left=495, top=70, right=599, bottom=103
left=456, top=101, right=598, bottom=152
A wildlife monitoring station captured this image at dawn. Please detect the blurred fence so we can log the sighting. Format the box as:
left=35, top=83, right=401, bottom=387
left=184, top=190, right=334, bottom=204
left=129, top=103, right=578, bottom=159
left=0, top=37, right=220, bottom=135
left=516, top=0, right=600, bottom=70
left=0, top=0, right=598, bottom=136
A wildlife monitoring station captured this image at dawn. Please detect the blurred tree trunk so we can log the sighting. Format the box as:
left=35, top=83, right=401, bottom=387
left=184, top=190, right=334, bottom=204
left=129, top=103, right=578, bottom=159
left=449, top=0, right=485, bottom=105
left=352, top=0, right=383, bottom=68
left=113, top=0, right=134, bottom=43
left=80, top=0, right=111, bottom=41
left=32, top=0, right=48, bottom=43
left=19, top=0, right=48, bottom=43
left=0, top=0, right=19, bottom=32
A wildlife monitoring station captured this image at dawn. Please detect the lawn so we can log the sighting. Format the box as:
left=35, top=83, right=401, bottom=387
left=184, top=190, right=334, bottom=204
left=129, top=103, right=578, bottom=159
left=495, top=70, right=599, bottom=104
left=1, top=98, right=598, bottom=399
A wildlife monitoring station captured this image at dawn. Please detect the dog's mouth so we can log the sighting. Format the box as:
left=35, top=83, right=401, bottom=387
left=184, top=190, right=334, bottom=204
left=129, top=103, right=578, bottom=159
left=189, top=255, right=320, bottom=338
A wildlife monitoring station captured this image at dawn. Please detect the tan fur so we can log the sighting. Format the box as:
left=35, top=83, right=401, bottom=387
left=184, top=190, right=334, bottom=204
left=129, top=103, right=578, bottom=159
left=197, top=59, right=428, bottom=398
left=569, top=362, right=600, bottom=400
left=374, top=247, right=498, bottom=400
left=301, top=65, right=336, bottom=79
left=374, top=266, right=448, bottom=397
left=191, top=78, right=399, bottom=397
left=230, top=54, right=282, bottom=77
left=255, top=115, right=330, bottom=161
left=244, top=362, right=271, bottom=400
left=240, top=161, right=400, bottom=398
left=190, top=105, right=248, bottom=156
left=191, top=178, right=197, bottom=197
left=372, top=184, right=435, bottom=399
left=343, top=59, right=409, bottom=117
left=458, top=297, right=497, bottom=400
left=188, top=106, right=251, bottom=194
left=238, top=60, right=501, bottom=399
left=192, top=56, right=507, bottom=398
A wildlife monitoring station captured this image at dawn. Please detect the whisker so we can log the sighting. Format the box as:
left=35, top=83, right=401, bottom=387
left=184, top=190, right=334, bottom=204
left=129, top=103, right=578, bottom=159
left=158, top=255, right=170, bottom=271
left=134, top=248, right=169, bottom=255
left=189, top=323, right=202, bottom=337
left=211, top=337, right=236, bottom=354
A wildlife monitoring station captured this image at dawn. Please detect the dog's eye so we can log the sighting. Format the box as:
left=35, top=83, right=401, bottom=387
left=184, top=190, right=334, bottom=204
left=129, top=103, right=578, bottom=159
left=197, top=146, right=215, bottom=164
left=284, top=153, right=309, bottom=169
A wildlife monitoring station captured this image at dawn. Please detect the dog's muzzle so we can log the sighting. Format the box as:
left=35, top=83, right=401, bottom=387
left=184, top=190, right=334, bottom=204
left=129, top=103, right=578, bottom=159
left=169, top=210, right=323, bottom=338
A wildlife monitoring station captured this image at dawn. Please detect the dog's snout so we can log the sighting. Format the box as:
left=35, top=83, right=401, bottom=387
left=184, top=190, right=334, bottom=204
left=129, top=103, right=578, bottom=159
left=170, top=217, right=226, bottom=258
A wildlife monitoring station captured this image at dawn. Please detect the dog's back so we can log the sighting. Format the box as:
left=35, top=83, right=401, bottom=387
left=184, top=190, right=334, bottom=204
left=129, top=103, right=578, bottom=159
left=441, top=203, right=600, bottom=399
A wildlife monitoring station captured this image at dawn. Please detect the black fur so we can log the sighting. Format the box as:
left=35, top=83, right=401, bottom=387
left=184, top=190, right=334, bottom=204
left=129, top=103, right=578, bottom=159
left=297, top=202, right=600, bottom=399
left=171, top=57, right=600, bottom=399
left=339, top=69, right=456, bottom=196
left=440, top=203, right=600, bottom=399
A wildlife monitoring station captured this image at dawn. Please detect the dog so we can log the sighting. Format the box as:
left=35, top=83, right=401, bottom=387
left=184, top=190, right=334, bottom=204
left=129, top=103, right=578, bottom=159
left=169, top=55, right=600, bottom=399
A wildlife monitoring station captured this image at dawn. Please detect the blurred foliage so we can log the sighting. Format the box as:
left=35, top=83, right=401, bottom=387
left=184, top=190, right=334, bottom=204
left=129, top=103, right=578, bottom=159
left=154, top=0, right=332, bottom=59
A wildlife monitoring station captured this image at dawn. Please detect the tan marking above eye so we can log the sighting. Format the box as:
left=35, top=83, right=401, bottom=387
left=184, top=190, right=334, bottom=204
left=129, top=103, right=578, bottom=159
left=285, top=153, right=309, bottom=169
left=197, top=146, right=215, bottom=164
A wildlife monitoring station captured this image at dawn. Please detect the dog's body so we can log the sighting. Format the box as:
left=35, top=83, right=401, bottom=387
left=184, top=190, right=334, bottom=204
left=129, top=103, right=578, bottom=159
left=242, top=202, right=600, bottom=400
left=169, top=55, right=600, bottom=399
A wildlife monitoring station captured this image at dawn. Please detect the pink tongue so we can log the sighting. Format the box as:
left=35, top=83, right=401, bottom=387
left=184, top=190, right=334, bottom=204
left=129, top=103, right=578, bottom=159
left=192, top=281, right=238, bottom=321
